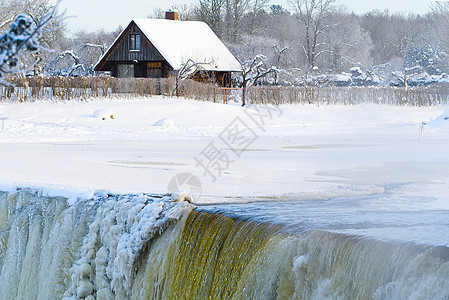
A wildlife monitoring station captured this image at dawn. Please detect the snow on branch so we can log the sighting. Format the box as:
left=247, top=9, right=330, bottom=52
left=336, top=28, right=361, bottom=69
left=0, top=0, right=62, bottom=84
left=55, top=50, right=81, bottom=64
left=171, top=58, right=215, bottom=97
left=84, top=43, right=107, bottom=56
left=52, top=50, right=86, bottom=76
left=392, top=65, right=427, bottom=88
left=240, top=54, right=275, bottom=106
left=0, top=16, right=15, bottom=30
left=242, top=54, right=274, bottom=88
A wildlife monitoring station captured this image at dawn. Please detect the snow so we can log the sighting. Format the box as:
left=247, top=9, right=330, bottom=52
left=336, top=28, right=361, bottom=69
left=133, top=19, right=242, bottom=72
left=423, top=107, right=449, bottom=129
left=334, top=73, right=351, bottom=82
left=153, top=117, right=174, bottom=127
left=93, top=109, right=115, bottom=120
left=96, top=19, right=242, bottom=72
left=0, top=96, right=448, bottom=210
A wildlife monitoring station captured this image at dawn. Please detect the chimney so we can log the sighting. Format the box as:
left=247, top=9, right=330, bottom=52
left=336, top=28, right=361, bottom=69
left=165, top=9, right=178, bottom=21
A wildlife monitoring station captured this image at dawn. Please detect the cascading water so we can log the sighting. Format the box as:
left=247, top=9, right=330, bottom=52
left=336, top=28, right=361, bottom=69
left=1, top=188, right=448, bottom=299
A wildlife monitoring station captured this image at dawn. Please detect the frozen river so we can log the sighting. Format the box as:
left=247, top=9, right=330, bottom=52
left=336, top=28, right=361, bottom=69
left=202, top=192, right=449, bottom=247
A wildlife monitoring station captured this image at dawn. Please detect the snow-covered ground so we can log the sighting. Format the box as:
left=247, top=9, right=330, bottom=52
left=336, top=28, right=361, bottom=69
left=0, top=96, right=448, bottom=208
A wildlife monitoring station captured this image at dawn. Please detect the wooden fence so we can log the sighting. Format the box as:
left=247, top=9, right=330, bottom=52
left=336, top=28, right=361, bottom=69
left=0, top=77, right=217, bottom=102
left=246, top=84, right=449, bottom=106
left=1, top=76, right=448, bottom=106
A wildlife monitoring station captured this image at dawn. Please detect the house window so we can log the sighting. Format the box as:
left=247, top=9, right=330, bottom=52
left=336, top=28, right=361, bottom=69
left=147, top=62, right=162, bottom=78
left=117, top=64, right=134, bottom=78
left=130, top=34, right=140, bottom=51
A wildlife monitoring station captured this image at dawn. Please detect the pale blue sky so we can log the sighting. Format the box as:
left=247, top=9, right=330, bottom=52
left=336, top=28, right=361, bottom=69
left=59, top=0, right=434, bottom=33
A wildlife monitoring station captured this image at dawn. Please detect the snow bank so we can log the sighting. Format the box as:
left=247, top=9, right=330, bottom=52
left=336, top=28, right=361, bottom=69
left=153, top=117, right=174, bottom=127
left=423, top=107, right=449, bottom=129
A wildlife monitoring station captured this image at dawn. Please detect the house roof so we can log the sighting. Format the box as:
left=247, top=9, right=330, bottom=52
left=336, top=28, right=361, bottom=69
left=95, top=18, right=242, bottom=73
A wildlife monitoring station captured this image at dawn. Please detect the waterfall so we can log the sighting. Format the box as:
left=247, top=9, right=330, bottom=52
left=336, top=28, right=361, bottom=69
left=0, top=188, right=194, bottom=299
left=1, top=188, right=448, bottom=299
left=132, top=211, right=282, bottom=299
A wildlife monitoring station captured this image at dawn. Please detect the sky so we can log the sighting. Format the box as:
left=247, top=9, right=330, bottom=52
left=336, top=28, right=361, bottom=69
left=59, top=0, right=434, bottom=34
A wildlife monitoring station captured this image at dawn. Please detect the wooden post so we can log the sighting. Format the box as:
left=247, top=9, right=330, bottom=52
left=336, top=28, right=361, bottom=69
left=0, top=117, right=7, bottom=131
left=213, top=87, right=244, bottom=105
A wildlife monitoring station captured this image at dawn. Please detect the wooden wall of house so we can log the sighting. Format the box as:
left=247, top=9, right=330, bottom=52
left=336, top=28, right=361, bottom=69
left=106, top=22, right=165, bottom=62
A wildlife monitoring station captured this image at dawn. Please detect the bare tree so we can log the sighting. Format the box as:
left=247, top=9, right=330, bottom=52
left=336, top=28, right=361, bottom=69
left=289, top=0, right=336, bottom=71
left=194, top=0, right=226, bottom=35
left=224, top=0, right=250, bottom=42
left=247, top=0, right=270, bottom=34
left=361, top=11, right=423, bottom=66
left=431, top=1, right=449, bottom=22
left=45, top=29, right=117, bottom=76
left=428, top=1, right=449, bottom=54
left=324, top=11, right=372, bottom=73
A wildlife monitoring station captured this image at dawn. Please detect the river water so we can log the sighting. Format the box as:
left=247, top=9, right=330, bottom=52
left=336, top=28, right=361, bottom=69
left=201, top=191, right=449, bottom=247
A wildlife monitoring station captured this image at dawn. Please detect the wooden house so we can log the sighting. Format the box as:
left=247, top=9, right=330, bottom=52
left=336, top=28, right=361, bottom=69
left=94, top=11, right=242, bottom=87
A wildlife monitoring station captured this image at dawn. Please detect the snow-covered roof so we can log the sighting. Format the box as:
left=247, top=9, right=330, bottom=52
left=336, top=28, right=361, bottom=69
left=98, top=18, right=242, bottom=73
left=135, top=18, right=241, bottom=72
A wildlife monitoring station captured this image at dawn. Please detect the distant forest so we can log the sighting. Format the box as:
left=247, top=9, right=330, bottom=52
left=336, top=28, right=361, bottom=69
left=2, top=0, right=449, bottom=87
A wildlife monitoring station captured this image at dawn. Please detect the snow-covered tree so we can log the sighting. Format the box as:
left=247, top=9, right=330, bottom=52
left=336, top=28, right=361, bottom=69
left=240, top=54, right=274, bottom=105
left=404, top=44, right=448, bottom=75
left=47, top=50, right=85, bottom=76
left=44, top=28, right=116, bottom=76
left=0, top=15, right=39, bottom=71
left=0, top=0, right=61, bottom=83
